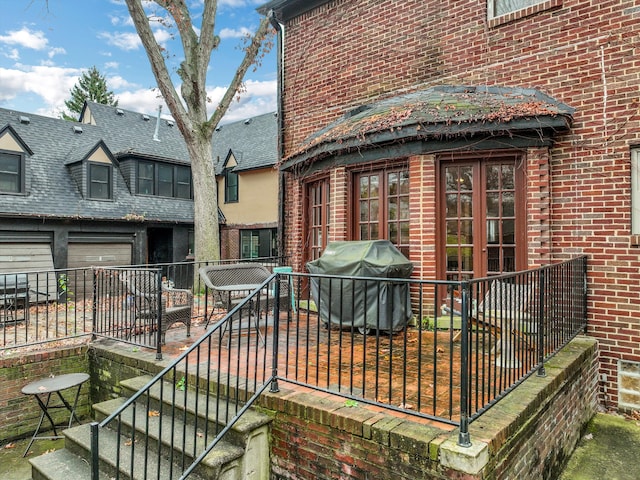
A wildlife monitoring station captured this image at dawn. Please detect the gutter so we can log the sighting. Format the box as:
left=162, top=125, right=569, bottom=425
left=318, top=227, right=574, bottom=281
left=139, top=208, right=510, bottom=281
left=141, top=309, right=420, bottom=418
left=268, top=9, right=287, bottom=261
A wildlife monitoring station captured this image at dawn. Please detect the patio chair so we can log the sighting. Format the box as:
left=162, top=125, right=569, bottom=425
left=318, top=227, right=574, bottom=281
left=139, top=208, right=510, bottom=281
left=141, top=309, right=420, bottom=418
left=120, top=269, right=192, bottom=345
left=450, top=279, right=536, bottom=368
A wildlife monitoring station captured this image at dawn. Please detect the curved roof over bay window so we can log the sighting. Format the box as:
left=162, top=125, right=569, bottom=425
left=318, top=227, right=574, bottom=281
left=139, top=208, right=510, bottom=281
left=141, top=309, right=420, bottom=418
left=281, top=85, right=574, bottom=172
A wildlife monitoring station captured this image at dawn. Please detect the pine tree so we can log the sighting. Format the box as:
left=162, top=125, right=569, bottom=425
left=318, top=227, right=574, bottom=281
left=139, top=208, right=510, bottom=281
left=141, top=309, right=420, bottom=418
left=62, top=66, right=118, bottom=121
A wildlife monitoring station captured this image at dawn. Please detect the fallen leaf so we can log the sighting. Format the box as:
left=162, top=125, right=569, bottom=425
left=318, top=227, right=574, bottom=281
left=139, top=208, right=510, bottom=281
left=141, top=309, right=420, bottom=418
left=4, top=443, right=15, bottom=449
left=148, top=410, right=160, bottom=417
left=583, top=433, right=593, bottom=440
left=436, top=346, right=445, bottom=354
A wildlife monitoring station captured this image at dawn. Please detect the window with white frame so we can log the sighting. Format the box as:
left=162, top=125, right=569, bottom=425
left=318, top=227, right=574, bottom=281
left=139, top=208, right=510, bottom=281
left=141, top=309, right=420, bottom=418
left=632, top=148, right=640, bottom=235
left=488, top=0, right=546, bottom=18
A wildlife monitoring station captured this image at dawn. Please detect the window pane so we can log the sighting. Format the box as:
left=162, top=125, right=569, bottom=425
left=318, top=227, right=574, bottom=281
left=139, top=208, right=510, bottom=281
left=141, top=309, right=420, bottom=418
left=501, top=165, right=514, bottom=189
left=389, top=222, right=398, bottom=243
left=225, top=169, right=238, bottom=203
left=486, top=192, right=500, bottom=217
left=175, top=166, right=191, bottom=199
left=486, top=164, right=500, bottom=190
left=89, top=164, right=110, bottom=200
left=388, top=198, right=397, bottom=220
left=0, top=153, right=21, bottom=193
left=370, top=175, right=379, bottom=197
left=446, top=193, right=458, bottom=216
left=399, top=171, right=409, bottom=194
left=502, top=192, right=514, bottom=216
left=370, top=199, right=379, bottom=221
left=360, top=200, right=369, bottom=221
left=492, top=0, right=545, bottom=17
left=158, top=164, right=173, bottom=197
left=400, top=197, right=409, bottom=220
left=138, top=162, right=154, bottom=195
left=502, top=219, right=515, bottom=244
left=360, top=176, right=369, bottom=198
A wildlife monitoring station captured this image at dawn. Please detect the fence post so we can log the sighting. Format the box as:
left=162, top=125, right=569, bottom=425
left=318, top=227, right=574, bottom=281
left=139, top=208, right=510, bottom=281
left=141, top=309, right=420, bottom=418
left=270, top=274, right=280, bottom=393
left=155, top=269, right=163, bottom=360
left=581, top=256, right=588, bottom=334
left=458, top=281, right=471, bottom=447
left=91, top=268, right=98, bottom=340
left=90, top=421, right=99, bottom=480
left=536, top=269, right=547, bottom=377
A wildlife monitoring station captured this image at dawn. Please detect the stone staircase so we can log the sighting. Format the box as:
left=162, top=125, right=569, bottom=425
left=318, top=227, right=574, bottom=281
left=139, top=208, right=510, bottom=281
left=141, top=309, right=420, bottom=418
left=30, top=375, right=272, bottom=480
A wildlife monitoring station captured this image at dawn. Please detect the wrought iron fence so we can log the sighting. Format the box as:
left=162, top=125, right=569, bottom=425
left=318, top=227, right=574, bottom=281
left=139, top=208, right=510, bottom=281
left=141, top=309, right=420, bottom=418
left=90, top=255, right=587, bottom=479
left=3, top=255, right=587, bottom=477
left=0, top=256, right=285, bottom=352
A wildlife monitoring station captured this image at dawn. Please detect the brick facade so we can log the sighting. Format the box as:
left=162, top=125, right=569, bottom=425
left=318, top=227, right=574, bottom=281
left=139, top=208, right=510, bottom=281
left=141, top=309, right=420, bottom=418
left=0, top=346, right=90, bottom=442
left=276, top=1, right=640, bottom=407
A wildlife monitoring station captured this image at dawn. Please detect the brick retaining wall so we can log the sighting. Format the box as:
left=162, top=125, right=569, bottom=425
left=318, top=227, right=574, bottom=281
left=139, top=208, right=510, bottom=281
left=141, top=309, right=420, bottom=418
left=0, top=345, right=90, bottom=442
left=260, top=337, right=598, bottom=480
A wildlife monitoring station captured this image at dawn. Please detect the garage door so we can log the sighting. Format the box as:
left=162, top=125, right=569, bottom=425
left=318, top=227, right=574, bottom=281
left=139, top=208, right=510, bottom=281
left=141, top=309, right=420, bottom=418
left=67, top=242, right=133, bottom=298
left=0, top=242, right=57, bottom=302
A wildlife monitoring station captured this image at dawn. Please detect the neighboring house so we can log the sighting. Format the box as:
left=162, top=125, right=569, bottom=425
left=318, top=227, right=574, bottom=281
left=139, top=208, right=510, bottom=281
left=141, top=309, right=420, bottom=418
left=212, top=112, right=279, bottom=260
left=261, top=0, right=640, bottom=410
left=0, top=102, right=277, bottom=283
left=0, top=102, right=193, bottom=287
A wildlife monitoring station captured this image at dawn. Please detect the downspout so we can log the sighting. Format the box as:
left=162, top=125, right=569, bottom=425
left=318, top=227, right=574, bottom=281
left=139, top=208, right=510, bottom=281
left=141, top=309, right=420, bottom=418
left=268, top=9, right=287, bottom=263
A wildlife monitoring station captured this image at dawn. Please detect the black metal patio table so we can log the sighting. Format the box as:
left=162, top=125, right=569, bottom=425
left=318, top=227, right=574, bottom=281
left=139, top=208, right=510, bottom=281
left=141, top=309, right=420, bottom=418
left=21, top=372, right=89, bottom=457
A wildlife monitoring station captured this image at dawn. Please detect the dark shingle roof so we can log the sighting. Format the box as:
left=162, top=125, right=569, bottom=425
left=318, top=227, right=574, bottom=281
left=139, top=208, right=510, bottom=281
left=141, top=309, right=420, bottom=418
left=0, top=104, right=277, bottom=224
left=284, top=85, right=574, bottom=168
left=0, top=107, right=193, bottom=223
left=212, top=112, right=278, bottom=174
left=82, top=102, right=190, bottom=163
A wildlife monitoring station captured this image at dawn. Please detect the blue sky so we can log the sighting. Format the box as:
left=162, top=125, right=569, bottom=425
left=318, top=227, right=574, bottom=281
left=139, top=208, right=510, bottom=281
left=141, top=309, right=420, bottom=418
left=0, top=0, right=276, bottom=124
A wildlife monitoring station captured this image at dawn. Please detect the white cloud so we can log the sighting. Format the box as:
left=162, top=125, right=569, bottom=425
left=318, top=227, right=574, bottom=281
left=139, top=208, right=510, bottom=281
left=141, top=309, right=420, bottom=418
left=0, top=27, right=48, bottom=50
left=219, top=27, right=252, bottom=39
left=48, top=47, right=66, bottom=59
left=106, top=75, right=137, bottom=90
left=3, top=48, right=20, bottom=61
left=99, top=31, right=142, bottom=51
left=0, top=65, right=80, bottom=116
left=104, top=61, right=120, bottom=70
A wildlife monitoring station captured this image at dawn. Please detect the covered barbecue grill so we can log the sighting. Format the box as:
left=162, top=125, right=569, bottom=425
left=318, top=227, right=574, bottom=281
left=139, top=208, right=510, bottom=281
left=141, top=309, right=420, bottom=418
left=306, top=240, right=413, bottom=333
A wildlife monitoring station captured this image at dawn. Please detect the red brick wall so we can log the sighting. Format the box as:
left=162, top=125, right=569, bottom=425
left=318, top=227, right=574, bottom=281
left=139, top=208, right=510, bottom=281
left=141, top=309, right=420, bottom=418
left=279, top=0, right=640, bottom=407
left=0, top=346, right=90, bottom=442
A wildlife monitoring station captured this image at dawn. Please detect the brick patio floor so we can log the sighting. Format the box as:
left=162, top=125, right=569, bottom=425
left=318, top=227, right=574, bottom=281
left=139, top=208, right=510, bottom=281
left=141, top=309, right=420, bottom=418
left=158, top=307, right=476, bottom=426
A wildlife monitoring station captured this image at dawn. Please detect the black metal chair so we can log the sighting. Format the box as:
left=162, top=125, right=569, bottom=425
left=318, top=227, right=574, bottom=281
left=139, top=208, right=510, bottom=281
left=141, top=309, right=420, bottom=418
left=120, top=269, right=192, bottom=344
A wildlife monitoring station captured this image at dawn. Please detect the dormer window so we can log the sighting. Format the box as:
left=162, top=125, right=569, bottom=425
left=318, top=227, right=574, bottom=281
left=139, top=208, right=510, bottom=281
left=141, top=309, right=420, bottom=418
left=0, top=151, right=24, bottom=194
left=88, top=163, right=112, bottom=200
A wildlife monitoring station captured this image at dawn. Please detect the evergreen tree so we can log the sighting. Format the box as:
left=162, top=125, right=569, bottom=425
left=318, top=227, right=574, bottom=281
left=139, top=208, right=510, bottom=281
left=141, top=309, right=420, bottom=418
left=62, top=66, right=118, bottom=121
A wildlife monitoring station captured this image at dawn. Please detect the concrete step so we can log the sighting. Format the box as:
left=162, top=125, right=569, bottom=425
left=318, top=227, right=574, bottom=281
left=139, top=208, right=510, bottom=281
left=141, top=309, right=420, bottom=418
left=91, top=397, right=245, bottom=476
left=118, top=375, right=272, bottom=448
left=30, top=374, right=272, bottom=480
left=29, top=447, right=112, bottom=480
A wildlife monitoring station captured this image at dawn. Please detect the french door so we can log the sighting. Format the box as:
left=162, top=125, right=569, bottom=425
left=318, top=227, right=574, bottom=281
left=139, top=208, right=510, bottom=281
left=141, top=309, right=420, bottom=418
left=354, top=167, right=410, bottom=257
left=440, top=156, right=525, bottom=281
left=306, top=178, right=330, bottom=261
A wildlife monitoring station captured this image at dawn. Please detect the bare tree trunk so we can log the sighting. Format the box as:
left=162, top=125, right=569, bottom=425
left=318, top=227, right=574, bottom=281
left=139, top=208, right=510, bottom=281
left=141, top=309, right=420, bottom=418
left=188, top=135, right=219, bottom=262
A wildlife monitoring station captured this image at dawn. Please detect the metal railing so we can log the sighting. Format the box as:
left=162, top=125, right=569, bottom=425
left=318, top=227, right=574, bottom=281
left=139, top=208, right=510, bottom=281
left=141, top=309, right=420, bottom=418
left=90, top=272, right=283, bottom=479
left=3, top=255, right=587, bottom=476
left=89, top=255, right=587, bottom=479
left=0, top=256, right=285, bottom=352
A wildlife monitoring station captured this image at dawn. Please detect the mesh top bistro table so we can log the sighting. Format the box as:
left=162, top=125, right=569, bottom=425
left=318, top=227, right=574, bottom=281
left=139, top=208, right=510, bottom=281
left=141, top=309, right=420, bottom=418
left=21, top=372, right=89, bottom=457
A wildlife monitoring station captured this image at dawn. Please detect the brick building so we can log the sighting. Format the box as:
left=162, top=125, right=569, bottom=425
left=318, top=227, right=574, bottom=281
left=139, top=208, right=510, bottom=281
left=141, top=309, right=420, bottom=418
left=260, top=0, right=640, bottom=410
